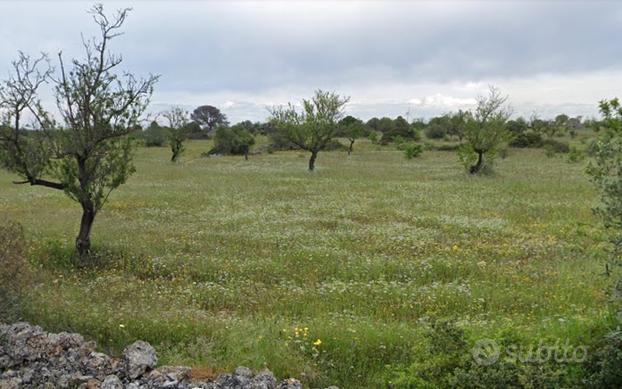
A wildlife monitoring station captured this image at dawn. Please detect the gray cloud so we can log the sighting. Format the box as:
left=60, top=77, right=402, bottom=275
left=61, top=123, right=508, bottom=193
left=0, top=0, right=620, bottom=122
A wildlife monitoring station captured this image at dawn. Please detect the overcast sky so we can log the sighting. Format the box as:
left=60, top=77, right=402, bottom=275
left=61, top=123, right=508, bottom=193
left=1, top=0, right=621, bottom=122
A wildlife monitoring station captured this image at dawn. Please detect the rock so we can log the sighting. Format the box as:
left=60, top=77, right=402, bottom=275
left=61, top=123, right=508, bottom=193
left=100, top=375, right=123, bottom=389
left=146, top=365, right=191, bottom=387
left=252, top=369, right=277, bottom=389
left=277, top=378, right=302, bottom=389
left=123, top=340, right=158, bottom=379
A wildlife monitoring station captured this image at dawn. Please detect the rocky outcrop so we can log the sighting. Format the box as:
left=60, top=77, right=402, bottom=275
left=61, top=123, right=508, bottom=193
left=0, top=322, right=305, bottom=389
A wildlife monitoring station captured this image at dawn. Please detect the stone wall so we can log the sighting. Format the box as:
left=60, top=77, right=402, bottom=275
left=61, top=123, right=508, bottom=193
left=0, top=322, right=308, bottom=389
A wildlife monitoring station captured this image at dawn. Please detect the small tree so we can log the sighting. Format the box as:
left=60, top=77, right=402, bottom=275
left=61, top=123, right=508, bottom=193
left=0, top=5, right=158, bottom=260
left=269, top=90, right=349, bottom=171
left=459, top=86, right=512, bottom=174
left=338, top=115, right=366, bottom=155
left=191, top=105, right=228, bottom=135
left=163, top=107, right=189, bottom=162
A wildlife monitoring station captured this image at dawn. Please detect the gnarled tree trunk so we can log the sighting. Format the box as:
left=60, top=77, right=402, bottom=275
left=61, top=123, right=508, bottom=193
left=75, top=201, right=96, bottom=259
left=348, top=139, right=355, bottom=155
left=470, top=150, right=484, bottom=174
left=308, top=150, right=318, bottom=171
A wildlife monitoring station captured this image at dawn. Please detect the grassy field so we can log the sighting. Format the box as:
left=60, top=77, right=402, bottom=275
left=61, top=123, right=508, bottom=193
left=0, top=140, right=611, bottom=387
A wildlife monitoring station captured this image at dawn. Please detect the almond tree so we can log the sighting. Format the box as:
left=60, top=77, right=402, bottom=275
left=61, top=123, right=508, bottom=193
left=459, top=86, right=512, bottom=174
left=0, top=4, right=158, bottom=261
left=162, top=107, right=189, bottom=162
left=269, top=90, right=349, bottom=171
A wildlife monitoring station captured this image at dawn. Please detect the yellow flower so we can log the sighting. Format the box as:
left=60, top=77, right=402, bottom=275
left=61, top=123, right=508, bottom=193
left=313, top=339, right=322, bottom=346
left=119, top=324, right=125, bottom=328
left=452, top=244, right=459, bottom=251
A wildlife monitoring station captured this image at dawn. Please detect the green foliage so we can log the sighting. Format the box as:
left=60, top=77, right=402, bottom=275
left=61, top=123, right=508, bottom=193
left=587, top=97, right=622, bottom=256
left=387, top=321, right=578, bottom=389
left=163, top=107, right=190, bottom=162
left=460, top=86, right=513, bottom=174
left=425, top=122, right=447, bottom=139
left=403, top=143, right=423, bottom=159
left=506, top=117, right=529, bottom=135
left=583, top=329, right=622, bottom=388
left=381, top=115, right=419, bottom=144
left=143, top=121, right=167, bottom=147
left=190, top=105, right=228, bottom=136
left=368, top=131, right=380, bottom=144
left=542, top=139, right=570, bottom=155
left=0, top=222, right=30, bottom=322
left=567, top=146, right=585, bottom=163
left=510, top=131, right=543, bottom=148
left=269, top=89, right=349, bottom=170
left=338, top=115, right=367, bottom=154
left=211, top=124, right=256, bottom=156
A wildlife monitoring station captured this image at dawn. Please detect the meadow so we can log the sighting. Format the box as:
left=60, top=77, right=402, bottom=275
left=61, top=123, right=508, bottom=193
left=0, top=139, right=611, bottom=387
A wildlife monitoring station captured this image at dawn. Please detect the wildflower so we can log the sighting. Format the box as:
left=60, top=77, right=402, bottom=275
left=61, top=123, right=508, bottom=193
left=313, top=339, right=322, bottom=346
left=452, top=244, right=459, bottom=251
left=119, top=324, right=125, bottom=328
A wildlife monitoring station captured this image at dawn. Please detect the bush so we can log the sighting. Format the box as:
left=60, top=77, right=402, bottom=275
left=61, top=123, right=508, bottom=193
left=142, top=124, right=167, bottom=147
left=433, top=143, right=462, bottom=152
left=403, top=143, right=423, bottom=159
left=211, top=126, right=255, bottom=156
left=368, top=131, right=380, bottom=144
left=542, top=139, right=570, bottom=154
left=583, top=329, right=622, bottom=388
left=386, top=321, right=577, bottom=388
left=510, top=131, right=543, bottom=148
left=425, top=124, right=447, bottom=139
left=0, top=222, right=31, bottom=322
left=567, top=146, right=585, bottom=163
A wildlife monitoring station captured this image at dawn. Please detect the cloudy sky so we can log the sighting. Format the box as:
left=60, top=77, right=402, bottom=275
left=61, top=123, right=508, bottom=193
left=1, top=0, right=621, bottom=122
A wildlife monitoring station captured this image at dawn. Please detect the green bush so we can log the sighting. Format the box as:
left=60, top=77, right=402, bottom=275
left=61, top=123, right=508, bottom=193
left=403, top=143, right=424, bottom=159
left=386, top=321, right=578, bottom=388
left=567, top=146, right=585, bottom=163
left=510, top=131, right=543, bottom=148
left=0, top=222, right=31, bottom=322
left=368, top=131, right=380, bottom=144
left=211, top=126, right=255, bottom=156
left=142, top=123, right=167, bottom=147
left=582, top=329, right=622, bottom=388
left=542, top=139, right=570, bottom=154
left=425, top=124, right=447, bottom=139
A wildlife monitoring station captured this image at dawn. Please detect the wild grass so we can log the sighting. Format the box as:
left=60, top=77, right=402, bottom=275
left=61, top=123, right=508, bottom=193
left=0, top=139, right=610, bottom=387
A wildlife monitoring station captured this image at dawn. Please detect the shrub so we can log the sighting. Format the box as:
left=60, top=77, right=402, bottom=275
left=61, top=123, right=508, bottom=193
left=403, top=143, right=423, bottom=159
left=542, top=139, right=570, bottom=154
left=0, top=222, right=31, bottom=322
left=386, top=321, right=577, bottom=388
left=425, top=124, right=447, bottom=139
left=567, top=146, right=585, bottom=163
left=582, top=329, right=622, bottom=388
left=211, top=125, right=255, bottom=157
left=368, top=131, right=380, bottom=144
left=434, top=143, right=462, bottom=152
left=142, top=122, right=167, bottom=147
left=510, top=131, right=543, bottom=148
